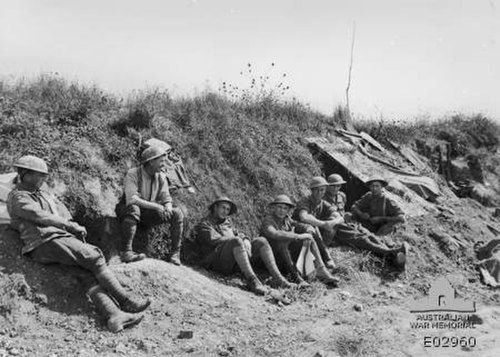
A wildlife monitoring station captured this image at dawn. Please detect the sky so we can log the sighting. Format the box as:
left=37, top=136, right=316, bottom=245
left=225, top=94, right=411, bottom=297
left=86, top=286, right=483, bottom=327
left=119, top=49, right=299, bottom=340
left=1, top=0, right=499, bottom=121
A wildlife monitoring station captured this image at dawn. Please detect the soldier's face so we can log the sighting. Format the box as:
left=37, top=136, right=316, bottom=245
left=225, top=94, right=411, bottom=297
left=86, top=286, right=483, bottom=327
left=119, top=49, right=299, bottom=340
left=24, top=171, right=48, bottom=190
left=369, top=181, right=383, bottom=195
left=214, top=202, right=232, bottom=219
left=272, top=204, right=291, bottom=219
left=311, top=186, right=327, bottom=200
left=147, top=155, right=167, bottom=173
left=328, top=184, right=341, bottom=194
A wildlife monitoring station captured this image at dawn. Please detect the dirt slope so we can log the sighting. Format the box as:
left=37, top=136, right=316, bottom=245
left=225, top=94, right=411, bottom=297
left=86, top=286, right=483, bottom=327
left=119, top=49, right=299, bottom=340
left=2, top=194, right=500, bottom=357
left=1, top=77, right=500, bottom=357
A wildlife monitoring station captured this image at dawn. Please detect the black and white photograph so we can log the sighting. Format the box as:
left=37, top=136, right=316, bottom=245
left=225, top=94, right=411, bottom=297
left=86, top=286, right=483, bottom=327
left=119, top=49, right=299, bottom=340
left=0, top=1, right=499, bottom=356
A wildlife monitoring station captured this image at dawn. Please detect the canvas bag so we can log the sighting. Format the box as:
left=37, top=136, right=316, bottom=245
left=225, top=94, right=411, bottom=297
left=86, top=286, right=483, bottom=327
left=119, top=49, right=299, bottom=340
left=143, top=138, right=195, bottom=192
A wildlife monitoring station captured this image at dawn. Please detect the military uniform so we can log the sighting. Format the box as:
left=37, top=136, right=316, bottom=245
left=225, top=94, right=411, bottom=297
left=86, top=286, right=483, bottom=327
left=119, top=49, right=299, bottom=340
left=116, top=166, right=184, bottom=261
left=260, top=207, right=340, bottom=286
left=7, top=155, right=150, bottom=332
left=194, top=214, right=255, bottom=274
left=351, top=192, right=404, bottom=234
left=324, top=191, right=347, bottom=217
left=7, top=182, right=106, bottom=274
left=293, top=195, right=338, bottom=264
left=323, top=186, right=404, bottom=256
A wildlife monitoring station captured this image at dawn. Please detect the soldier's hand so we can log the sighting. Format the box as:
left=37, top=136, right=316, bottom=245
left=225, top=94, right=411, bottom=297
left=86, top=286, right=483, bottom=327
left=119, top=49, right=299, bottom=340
left=322, top=221, right=336, bottom=232
left=162, top=206, right=173, bottom=220
left=297, top=233, right=313, bottom=241
left=154, top=204, right=165, bottom=214
left=361, top=212, right=371, bottom=221
left=166, top=207, right=173, bottom=218
left=369, top=216, right=384, bottom=224
left=68, top=222, right=87, bottom=239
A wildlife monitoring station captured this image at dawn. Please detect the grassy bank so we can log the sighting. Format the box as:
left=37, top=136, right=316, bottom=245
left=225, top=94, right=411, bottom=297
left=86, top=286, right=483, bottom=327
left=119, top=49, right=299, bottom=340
left=1, top=75, right=499, bottom=251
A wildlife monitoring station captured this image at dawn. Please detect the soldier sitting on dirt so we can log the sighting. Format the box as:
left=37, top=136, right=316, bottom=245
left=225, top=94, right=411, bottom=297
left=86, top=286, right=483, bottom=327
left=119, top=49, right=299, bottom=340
left=324, top=174, right=407, bottom=269
left=193, top=196, right=296, bottom=295
left=7, top=155, right=150, bottom=333
left=260, top=194, right=340, bottom=287
left=351, top=177, right=405, bottom=236
left=324, top=174, right=347, bottom=217
left=292, top=176, right=344, bottom=270
left=115, top=146, right=184, bottom=265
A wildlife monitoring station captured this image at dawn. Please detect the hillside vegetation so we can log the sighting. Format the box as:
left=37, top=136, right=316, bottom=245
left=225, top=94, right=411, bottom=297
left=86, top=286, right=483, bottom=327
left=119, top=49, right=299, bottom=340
left=0, top=76, right=339, bottom=235
left=1, top=76, right=500, bottom=357
left=2, top=76, right=498, bottom=233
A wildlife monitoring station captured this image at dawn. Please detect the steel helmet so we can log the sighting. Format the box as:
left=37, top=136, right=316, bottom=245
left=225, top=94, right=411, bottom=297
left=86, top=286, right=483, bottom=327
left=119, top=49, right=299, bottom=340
left=365, top=177, right=388, bottom=187
left=208, top=196, right=238, bottom=215
left=269, top=194, right=295, bottom=208
left=327, top=174, right=346, bottom=186
left=309, top=176, right=329, bottom=189
left=13, top=155, right=49, bottom=174
left=140, top=146, right=167, bottom=164
left=143, top=138, right=172, bottom=152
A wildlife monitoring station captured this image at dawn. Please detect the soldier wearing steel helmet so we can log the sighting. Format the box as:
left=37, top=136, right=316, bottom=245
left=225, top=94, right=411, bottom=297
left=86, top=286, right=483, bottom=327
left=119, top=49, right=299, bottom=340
left=351, top=177, right=405, bottom=235
left=260, top=194, right=340, bottom=287
left=324, top=174, right=408, bottom=269
left=193, top=196, right=295, bottom=295
left=292, top=176, right=344, bottom=270
left=115, top=146, right=184, bottom=265
left=7, top=155, right=150, bottom=333
left=325, top=174, right=348, bottom=216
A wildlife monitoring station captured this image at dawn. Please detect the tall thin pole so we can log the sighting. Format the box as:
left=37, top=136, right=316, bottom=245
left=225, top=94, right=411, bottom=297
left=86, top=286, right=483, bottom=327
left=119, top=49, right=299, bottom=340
left=346, top=21, right=356, bottom=118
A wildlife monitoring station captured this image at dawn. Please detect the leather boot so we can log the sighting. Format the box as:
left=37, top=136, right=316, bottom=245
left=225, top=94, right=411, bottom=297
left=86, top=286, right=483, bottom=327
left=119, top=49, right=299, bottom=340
left=247, top=277, right=267, bottom=295
left=316, top=266, right=340, bottom=287
left=290, top=269, right=311, bottom=288
left=314, top=229, right=335, bottom=269
left=88, top=285, right=144, bottom=333
left=279, top=249, right=310, bottom=287
left=272, top=276, right=298, bottom=289
left=167, top=210, right=183, bottom=266
left=256, top=238, right=295, bottom=288
left=392, top=242, right=408, bottom=269
left=120, top=217, right=146, bottom=263
left=96, top=267, right=151, bottom=313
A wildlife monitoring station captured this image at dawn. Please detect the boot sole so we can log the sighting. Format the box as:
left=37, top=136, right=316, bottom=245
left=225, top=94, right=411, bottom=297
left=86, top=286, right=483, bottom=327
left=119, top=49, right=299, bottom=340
left=122, top=299, right=152, bottom=313
left=108, top=314, right=144, bottom=333
left=122, top=314, right=144, bottom=330
left=121, top=254, right=146, bottom=264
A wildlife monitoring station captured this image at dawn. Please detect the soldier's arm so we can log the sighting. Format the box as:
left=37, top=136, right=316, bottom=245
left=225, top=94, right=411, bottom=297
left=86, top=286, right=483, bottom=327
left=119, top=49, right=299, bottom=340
left=351, top=194, right=371, bottom=220
left=158, top=173, right=173, bottom=211
left=261, top=221, right=299, bottom=242
left=383, top=199, right=405, bottom=223
left=297, top=209, right=330, bottom=229
left=9, top=192, right=81, bottom=233
left=195, top=222, right=232, bottom=246
left=124, top=170, right=164, bottom=212
left=324, top=202, right=345, bottom=226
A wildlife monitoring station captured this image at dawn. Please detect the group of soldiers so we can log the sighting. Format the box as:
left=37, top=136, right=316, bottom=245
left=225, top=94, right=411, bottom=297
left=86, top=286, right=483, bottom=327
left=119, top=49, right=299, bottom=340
left=6, top=145, right=408, bottom=333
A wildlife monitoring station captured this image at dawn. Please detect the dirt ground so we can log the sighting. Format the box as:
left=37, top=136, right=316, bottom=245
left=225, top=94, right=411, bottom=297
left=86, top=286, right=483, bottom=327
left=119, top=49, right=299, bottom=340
left=1, top=195, right=500, bottom=357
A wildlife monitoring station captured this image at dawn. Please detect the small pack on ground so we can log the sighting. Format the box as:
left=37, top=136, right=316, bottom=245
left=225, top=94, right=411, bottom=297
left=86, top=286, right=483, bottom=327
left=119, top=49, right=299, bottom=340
left=0, top=172, right=18, bottom=224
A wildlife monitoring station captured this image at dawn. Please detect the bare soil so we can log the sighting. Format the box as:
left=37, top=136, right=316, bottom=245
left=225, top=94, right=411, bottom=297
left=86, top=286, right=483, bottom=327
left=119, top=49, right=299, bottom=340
left=1, top=194, right=500, bottom=357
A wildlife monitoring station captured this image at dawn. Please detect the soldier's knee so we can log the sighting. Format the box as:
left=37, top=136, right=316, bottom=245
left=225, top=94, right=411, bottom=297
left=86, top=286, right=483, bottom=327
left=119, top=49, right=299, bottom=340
left=252, top=236, right=270, bottom=249
left=305, top=235, right=315, bottom=244
left=227, top=237, right=245, bottom=249
left=88, top=246, right=107, bottom=273
left=171, top=207, right=184, bottom=221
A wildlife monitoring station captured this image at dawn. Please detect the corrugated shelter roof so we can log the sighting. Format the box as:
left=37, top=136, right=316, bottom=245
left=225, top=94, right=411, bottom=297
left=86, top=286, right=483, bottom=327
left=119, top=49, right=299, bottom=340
left=305, top=134, right=445, bottom=217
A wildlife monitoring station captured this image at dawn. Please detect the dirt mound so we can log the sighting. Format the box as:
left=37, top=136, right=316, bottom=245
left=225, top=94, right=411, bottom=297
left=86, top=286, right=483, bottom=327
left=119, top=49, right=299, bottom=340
left=1, top=77, right=500, bottom=356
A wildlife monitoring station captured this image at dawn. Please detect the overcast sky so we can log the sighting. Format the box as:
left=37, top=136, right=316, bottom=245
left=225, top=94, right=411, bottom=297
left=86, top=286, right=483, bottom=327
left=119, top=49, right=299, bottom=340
left=1, top=0, right=499, bottom=121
